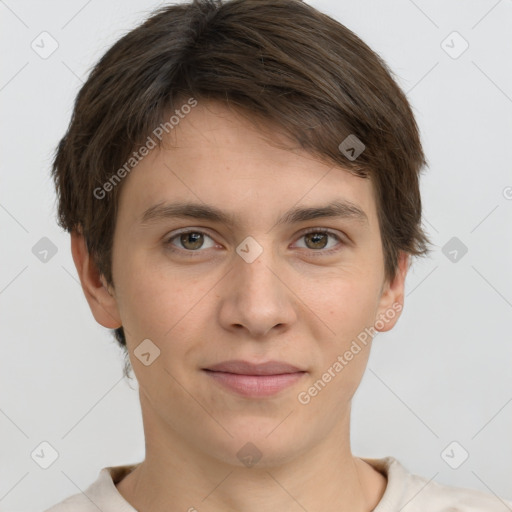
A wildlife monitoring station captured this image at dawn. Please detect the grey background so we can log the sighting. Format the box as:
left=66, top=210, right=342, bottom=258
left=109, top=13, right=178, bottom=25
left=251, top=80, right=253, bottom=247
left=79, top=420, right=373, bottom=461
left=1, top=0, right=511, bottom=510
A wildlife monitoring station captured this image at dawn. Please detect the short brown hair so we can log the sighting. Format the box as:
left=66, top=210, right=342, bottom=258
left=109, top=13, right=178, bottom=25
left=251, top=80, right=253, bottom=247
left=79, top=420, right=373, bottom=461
left=51, top=0, right=432, bottom=364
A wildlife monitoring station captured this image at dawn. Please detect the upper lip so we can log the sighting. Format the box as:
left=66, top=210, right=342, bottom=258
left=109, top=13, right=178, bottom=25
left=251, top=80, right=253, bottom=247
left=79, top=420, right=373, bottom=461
left=203, top=360, right=305, bottom=375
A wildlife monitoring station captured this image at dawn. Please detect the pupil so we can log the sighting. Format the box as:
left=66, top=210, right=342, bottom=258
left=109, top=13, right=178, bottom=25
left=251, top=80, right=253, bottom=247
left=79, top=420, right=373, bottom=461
left=182, top=232, right=203, bottom=250
left=307, top=233, right=327, bottom=249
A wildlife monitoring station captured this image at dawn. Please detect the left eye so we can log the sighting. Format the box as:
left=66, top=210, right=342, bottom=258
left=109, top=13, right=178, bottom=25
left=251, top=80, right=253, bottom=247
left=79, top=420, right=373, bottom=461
left=294, top=230, right=342, bottom=252
left=165, top=229, right=343, bottom=254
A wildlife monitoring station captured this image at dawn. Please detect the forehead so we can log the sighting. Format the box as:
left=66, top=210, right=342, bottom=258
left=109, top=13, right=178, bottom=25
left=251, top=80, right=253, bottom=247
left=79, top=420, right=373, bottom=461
left=115, top=101, right=378, bottom=229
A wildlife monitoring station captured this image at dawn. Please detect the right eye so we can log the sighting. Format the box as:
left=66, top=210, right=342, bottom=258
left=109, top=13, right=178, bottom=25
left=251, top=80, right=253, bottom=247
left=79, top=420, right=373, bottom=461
left=164, top=229, right=217, bottom=255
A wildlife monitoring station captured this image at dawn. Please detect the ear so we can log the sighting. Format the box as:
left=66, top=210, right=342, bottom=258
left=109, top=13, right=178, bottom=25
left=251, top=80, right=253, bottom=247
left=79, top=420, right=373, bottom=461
left=374, top=251, right=409, bottom=333
left=70, top=230, right=122, bottom=329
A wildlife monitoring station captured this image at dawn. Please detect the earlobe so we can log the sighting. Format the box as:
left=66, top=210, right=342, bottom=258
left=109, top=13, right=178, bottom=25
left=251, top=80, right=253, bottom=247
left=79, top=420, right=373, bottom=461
left=70, top=230, right=122, bottom=329
left=374, top=251, right=409, bottom=333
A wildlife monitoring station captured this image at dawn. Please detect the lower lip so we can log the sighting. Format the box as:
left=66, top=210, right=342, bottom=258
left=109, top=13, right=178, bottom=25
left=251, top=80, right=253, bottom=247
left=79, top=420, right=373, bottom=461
left=203, top=370, right=306, bottom=397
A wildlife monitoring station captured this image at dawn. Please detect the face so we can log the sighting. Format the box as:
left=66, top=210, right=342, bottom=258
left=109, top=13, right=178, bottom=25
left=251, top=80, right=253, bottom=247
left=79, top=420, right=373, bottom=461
left=74, top=100, right=408, bottom=467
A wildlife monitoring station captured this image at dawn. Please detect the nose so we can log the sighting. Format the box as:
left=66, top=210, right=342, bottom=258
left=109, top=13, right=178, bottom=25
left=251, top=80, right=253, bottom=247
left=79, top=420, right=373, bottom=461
left=218, top=249, right=297, bottom=339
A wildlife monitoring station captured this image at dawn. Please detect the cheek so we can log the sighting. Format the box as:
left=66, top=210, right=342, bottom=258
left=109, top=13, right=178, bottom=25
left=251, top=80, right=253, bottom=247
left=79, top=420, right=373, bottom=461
left=113, top=252, right=170, bottom=336
left=307, top=282, right=378, bottom=404
left=117, top=256, right=215, bottom=347
left=317, top=273, right=380, bottom=340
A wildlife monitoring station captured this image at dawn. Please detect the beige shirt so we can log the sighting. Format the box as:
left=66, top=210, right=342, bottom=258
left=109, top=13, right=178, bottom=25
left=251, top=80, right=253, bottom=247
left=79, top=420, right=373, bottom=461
left=44, top=456, right=512, bottom=511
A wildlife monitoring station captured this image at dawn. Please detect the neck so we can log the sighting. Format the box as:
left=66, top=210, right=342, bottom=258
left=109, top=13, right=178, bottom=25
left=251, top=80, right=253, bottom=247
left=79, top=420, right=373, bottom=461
left=116, top=395, right=387, bottom=512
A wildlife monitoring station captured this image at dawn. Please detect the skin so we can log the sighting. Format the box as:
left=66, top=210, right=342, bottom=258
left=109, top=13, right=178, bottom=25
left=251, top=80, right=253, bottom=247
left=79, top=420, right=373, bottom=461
left=71, top=100, right=409, bottom=512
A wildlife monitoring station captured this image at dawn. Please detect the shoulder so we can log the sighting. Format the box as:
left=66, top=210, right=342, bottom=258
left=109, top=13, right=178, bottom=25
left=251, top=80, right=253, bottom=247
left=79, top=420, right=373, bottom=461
left=43, top=464, right=139, bottom=512
left=405, top=471, right=512, bottom=511
left=44, top=493, right=97, bottom=512
left=363, top=456, right=512, bottom=511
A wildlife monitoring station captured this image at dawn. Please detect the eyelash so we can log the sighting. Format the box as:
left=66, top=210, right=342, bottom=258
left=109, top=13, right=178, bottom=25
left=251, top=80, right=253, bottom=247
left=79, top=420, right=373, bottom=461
left=164, top=228, right=345, bottom=257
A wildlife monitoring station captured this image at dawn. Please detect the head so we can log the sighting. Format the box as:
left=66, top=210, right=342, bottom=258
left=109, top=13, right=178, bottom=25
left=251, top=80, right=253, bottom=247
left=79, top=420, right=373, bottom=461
left=52, top=0, right=431, bottom=466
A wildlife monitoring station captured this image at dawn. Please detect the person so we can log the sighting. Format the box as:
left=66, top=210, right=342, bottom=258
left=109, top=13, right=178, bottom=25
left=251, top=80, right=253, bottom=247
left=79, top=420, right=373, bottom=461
left=45, top=0, right=512, bottom=510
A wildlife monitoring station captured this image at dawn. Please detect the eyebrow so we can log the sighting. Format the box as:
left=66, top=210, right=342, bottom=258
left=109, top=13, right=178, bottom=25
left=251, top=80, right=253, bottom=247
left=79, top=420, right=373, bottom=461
left=140, top=199, right=369, bottom=227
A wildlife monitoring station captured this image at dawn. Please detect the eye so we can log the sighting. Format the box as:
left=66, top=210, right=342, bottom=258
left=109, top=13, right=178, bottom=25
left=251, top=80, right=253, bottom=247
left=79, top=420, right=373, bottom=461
left=164, top=228, right=345, bottom=257
left=293, top=228, right=344, bottom=255
left=165, top=230, right=216, bottom=254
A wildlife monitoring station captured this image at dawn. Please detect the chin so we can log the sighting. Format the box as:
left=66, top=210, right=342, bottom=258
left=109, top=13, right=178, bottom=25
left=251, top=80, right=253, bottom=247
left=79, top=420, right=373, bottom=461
left=199, top=421, right=308, bottom=469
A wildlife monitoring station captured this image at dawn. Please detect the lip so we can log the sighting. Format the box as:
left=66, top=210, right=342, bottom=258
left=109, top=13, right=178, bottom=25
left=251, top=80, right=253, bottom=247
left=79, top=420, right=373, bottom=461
left=202, top=360, right=306, bottom=398
left=204, top=359, right=304, bottom=375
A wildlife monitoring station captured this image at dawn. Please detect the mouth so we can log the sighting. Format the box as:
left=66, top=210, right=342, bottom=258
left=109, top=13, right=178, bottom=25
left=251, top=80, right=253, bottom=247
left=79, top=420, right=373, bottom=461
left=202, top=360, right=307, bottom=398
